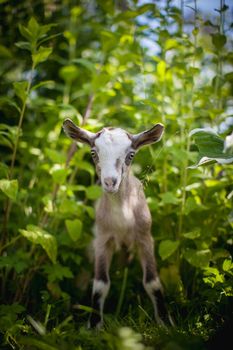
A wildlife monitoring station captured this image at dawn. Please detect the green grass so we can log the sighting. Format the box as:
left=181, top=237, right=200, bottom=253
left=1, top=303, right=218, bottom=350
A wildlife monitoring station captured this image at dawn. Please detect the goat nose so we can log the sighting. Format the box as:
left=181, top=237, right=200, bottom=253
left=104, top=177, right=117, bottom=188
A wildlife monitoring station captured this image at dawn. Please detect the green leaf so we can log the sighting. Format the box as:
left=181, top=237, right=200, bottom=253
left=165, top=38, right=178, bottom=51
left=0, top=44, right=12, bottom=58
left=18, top=24, right=32, bottom=41
left=160, top=192, right=179, bottom=205
left=13, top=81, right=28, bottom=103
left=19, top=225, right=57, bottom=264
left=65, top=219, right=83, bottom=241
left=158, top=240, right=179, bottom=260
left=15, top=41, right=31, bottom=51
left=182, top=229, right=200, bottom=240
left=157, top=60, right=166, bottom=81
left=44, top=263, right=74, bottom=282
left=76, top=160, right=95, bottom=176
left=31, top=80, right=55, bottom=91
left=184, top=197, right=204, bottom=215
left=189, top=128, right=233, bottom=168
left=0, top=97, right=21, bottom=113
left=59, top=65, right=79, bottom=82
left=222, top=259, right=233, bottom=272
left=212, top=33, right=227, bottom=50
left=84, top=205, right=95, bottom=219
left=45, top=148, right=66, bottom=163
left=86, top=185, right=102, bottom=200
left=19, top=337, right=57, bottom=350
left=32, top=46, right=52, bottom=67
left=28, top=17, right=40, bottom=39
left=50, top=167, right=69, bottom=184
left=183, top=249, right=211, bottom=268
left=72, top=58, right=96, bottom=73
left=58, top=198, right=82, bottom=216
left=0, top=179, right=18, bottom=200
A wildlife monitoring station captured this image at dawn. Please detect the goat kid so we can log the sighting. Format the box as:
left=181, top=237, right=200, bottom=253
left=63, top=119, right=171, bottom=328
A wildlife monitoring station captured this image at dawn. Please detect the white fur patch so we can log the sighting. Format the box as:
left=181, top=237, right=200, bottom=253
left=92, top=279, right=110, bottom=321
left=144, top=277, right=164, bottom=325
left=144, top=277, right=162, bottom=294
left=95, top=129, right=131, bottom=190
left=93, top=279, right=110, bottom=298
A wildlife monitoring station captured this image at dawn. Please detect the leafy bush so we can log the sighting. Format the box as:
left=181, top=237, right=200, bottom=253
left=0, top=0, right=232, bottom=348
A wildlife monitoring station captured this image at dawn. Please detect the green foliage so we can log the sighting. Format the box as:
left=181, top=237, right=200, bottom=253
left=19, top=225, right=57, bottom=264
left=189, top=128, right=233, bottom=167
left=0, top=179, right=18, bottom=200
left=0, top=0, right=233, bottom=348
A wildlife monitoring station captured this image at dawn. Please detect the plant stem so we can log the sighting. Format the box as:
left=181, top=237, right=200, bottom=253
left=115, top=267, right=128, bottom=318
left=40, top=93, right=95, bottom=227
left=1, top=63, right=35, bottom=246
left=9, top=63, right=35, bottom=179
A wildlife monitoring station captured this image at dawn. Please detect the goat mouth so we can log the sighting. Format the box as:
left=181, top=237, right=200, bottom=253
left=103, top=187, right=118, bottom=194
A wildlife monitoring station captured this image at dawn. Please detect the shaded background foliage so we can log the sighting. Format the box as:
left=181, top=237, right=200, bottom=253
left=0, top=0, right=233, bottom=349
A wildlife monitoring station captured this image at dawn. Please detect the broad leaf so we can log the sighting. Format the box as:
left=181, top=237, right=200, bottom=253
left=159, top=240, right=179, bottom=260
left=0, top=179, right=18, bottom=200
left=32, top=46, right=52, bottom=67
left=59, top=65, right=79, bottom=82
left=182, top=229, right=200, bottom=240
left=13, top=81, right=28, bottom=103
left=15, top=41, right=31, bottom=51
left=189, top=128, right=233, bottom=168
left=50, top=166, right=69, bottom=184
left=19, top=225, right=57, bottom=264
left=212, top=33, right=227, bottom=50
left=18, top=24, right=32, bottom=41
left=183, top=249, right=211, bottom=268
left=65, top=219, right=82, bottom=241
left=86, top=185, right=102, bottom=200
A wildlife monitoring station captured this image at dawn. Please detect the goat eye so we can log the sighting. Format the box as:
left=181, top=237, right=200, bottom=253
left=128, top=152, right=135, bottom=160
left=125, top=151, right=135, bottom=165
left=91, top=149, right=97, bottom=158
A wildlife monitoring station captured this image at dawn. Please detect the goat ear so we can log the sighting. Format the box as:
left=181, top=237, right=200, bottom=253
left=63, top=119, right=96, bottom=146
left=132, top=124, right=164, bottom=149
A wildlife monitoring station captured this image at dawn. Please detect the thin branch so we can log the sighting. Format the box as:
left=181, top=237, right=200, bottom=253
left=40, top=93, right=95, bottom=227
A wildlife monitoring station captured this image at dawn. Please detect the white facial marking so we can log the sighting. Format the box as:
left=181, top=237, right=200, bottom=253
left=94, top=128, right=132, bottom=192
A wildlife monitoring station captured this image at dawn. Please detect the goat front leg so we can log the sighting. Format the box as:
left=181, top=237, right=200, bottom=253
left=138, top=236, right=172, bottom=326
left=89, top=238, right=113, bottom=328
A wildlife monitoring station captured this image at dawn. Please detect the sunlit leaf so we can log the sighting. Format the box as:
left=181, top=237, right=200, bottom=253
left=32, top=46, right=52, bottom=67
left=184, top=249, right=211, bottom=268
left=18, top=24, right=32, bottom=41
left=182, top=229, right=200, bottom=240
left=65, top=219, right=83, bottom=241
left=222, top=259, right=233, bottom=272
left=59, top=65, right=79, bottom=82
left=72, top=58, right=96, bottom=73
left=157, top=60, right=166, bottom=81
left=15, top=41, right=31, bottom=51
left=28, top=17, right=40, bottom=38
left=189, top=128, right=233, bottom=168
left=31, top=80, right=55, bottom=91
left=86, top=185, right=102, bottom=200
left=159, top=240, right=179, bottom=260
left=160, top=192, right=179, bottom=205
left=19, top=225, right=57, bottom=264
left=0, top=179, right=18, bottom=200
left=13, top=81, right=28, bottom=103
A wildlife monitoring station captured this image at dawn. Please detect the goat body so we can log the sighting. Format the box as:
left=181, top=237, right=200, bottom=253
left=63, top=119, right=171, bottom=328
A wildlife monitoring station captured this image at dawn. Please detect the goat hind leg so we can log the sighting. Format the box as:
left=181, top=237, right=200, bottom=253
left=138, top=238, right=171, bottom=325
